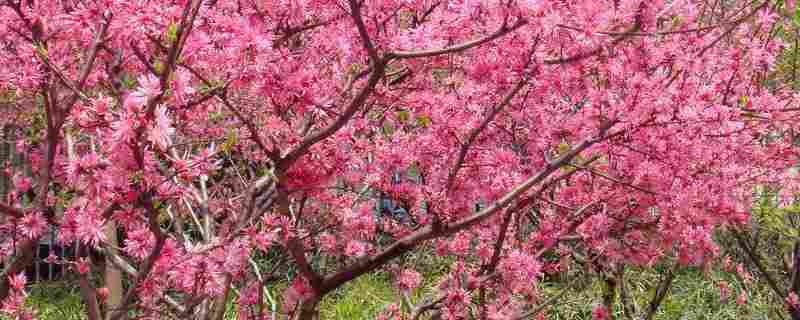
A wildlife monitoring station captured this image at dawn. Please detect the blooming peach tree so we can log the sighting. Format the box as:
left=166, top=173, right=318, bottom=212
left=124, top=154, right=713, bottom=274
left=0, top=0, right=798, bottom=319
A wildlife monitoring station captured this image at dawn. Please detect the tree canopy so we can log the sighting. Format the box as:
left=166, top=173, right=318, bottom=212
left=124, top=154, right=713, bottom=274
left=1, top=0, right=799, bottom=319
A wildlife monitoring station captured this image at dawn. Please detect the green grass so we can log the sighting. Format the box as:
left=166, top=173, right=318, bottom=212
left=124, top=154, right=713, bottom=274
left=12, top=261, right=788, bottom=320
left=25, top=281, right=84, bottom=320
left=319, top=272, right=399, bottom=319
left=652, top=268, right=779, bottom=320
left=542, top=266, right=782, bottom=320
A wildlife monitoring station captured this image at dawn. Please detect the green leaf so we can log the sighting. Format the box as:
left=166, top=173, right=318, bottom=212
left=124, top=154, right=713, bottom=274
left=166, top=23, right=179, bottom=44
left=397, top=110, right=411, bottom=123
left=33, top=43, right=48, bottom=58
left=154, top=61, right=165, bottom=75
left=120, top=72, right=138, bottom=89
left=415, top=114, right=431, bottom=127
left=381, top=121, right=395, bottom=136
left=222, top=129, right=238, bottom=153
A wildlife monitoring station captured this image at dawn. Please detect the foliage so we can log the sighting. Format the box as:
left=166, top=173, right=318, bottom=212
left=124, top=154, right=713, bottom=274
left=9, top=265, right=786, bottom=320
left=24, top=282, right=84, bottom=320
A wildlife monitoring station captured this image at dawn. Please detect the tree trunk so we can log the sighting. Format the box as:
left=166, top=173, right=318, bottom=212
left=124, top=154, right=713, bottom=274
left=294, top=296, right=320, bottom=320
left=104, top=222, right=123, bottom=320
left=790, top=240, right=800, bottom=320
left=602, top=272, right=617, bottom=320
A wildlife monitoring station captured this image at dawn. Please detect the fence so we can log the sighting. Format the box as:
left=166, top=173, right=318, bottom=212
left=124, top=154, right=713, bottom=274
left=1, top=125, right=72, bottom=283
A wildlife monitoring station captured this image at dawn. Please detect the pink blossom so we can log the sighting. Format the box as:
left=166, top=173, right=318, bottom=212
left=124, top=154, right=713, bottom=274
left=12, top=174, right=31, bottom=193
left=397, top=269, right=422, bottom=293
left=718, top=281, right=730, bottom=302
left=592, top=304, right=609, bottom=320
left=319, top=233, right=337, bottom=252
left=254, top=230, right=278, bottom=251
left=448, top=232, right=472, bottom=255
left=499, top=250, right=542, bottom=294
left=76, top=258, right=90, bottom=274
left=721, top=256, right=733, bottom=272
left=736, top=263, right=753, bottom=284
left=442, top=287, right=471, bottom=319
left=124, top=75, right=160, bottom=113
left=97, top=287, right=110, bottom=301
left=282, top=277, right=313, bottom=313
left=124, top=228, right=155, bottom=260
left=8, top=274, right=25, bottom=291
left=377, top=303, right=401, bottom=320
left=0, top=0, right=795, bottom=317
left=44, top=251, right=58, bottom=264
left=111, top=115, right=138, bottom=143
left=787, top=292, right=800, bottom=310
left=147, top=105, right=174, bottom=150
left=736, top=291, right=747, bottom=305
left=18, top=211, right=47, bottom=239
left=75, top=212, right=106, bottom=247
left=345, top=240, right=369, bottom=257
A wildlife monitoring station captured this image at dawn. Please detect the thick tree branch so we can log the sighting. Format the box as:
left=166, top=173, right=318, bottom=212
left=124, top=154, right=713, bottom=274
left=617, top=265, right=638, bottom=320
left=732, top=228, right=800, bottom=319
left=78, top=274, right=101, bottom=320
left=732, top=228, right=787, bottom=297
left=791, top=240, right=800, bottom=296
left=77, top=247, right=102, bottom=320
left=349, top=0, right=380, bottom=62
left=320, top=123, right=615, bottom=294
left=642, top=264, right=678, bottom=320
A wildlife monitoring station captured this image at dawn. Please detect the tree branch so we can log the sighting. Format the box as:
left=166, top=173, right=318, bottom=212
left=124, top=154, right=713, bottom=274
left=77, top=247, right=102, bottom=320
left=102, top=246, right=188, bottom=314
left=446, top=77, right=528, bottom=191
left=386, top=19, right=528, bottom=60
left=732, top=228, right=787, bottom=298
left=279, top=59, right=386, bottom=170
left=348, top=0, right=380, bottom=62
left=279, top=1, right=388, bottom=169
left=543, top=22, right=639, bottom=65
left=410, top=296, right=445, bottom=320
left=61, top=13, right=112, bottom=114
left=642, top=264, right=678, bottom=320
left=731, top=227, right=800, bottom=318
left=512, top=275, right=581, bottom=320
left=320, top=122, right=615, bottom=294
left=617, top=265, right=638, bottom=320
left=567, top=162, right=661, bottom=196
left=0, top=203, right=23, bottom=218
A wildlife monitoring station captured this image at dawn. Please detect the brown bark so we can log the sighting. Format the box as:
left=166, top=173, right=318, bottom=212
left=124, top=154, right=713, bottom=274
left=602, top=273, right=618, bottom=320
left=103, top=222, right=123, bottom=319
